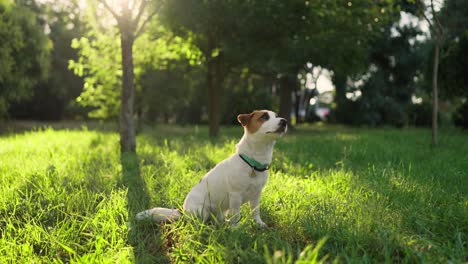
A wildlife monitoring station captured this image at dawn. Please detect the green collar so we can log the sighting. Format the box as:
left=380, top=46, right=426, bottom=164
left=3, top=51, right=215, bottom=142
left=239, top=153, right=270, bottom=172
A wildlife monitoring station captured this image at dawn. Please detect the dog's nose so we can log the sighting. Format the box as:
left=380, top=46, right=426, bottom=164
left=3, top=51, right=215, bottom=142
left=279, top=118, right=287, bottom=127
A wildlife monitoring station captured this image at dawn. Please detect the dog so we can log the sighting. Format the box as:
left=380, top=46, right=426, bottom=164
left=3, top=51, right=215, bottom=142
left=136, top=110, right=287, bottom=227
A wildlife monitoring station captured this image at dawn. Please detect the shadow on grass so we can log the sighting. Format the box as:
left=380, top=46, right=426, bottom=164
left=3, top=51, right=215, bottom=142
left=120, top=152, right=170, bottom=263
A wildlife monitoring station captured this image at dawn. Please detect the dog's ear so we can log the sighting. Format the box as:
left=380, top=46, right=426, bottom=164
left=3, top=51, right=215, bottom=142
left=237, top=113, right=252, bottom=126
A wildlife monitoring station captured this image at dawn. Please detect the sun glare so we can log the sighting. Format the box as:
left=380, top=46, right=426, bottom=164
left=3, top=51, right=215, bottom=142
left=105, top=0, right=136, bottom=11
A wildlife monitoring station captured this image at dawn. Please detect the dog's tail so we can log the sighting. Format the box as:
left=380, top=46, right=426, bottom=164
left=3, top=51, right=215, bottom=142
left=135, top=207, right=181, bottom=222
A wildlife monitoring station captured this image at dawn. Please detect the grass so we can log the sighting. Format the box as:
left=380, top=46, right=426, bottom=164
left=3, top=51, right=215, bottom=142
left=0, top=124, right=466, bottom=263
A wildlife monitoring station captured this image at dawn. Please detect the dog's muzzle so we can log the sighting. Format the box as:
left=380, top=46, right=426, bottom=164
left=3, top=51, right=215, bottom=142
left=276, top=119, right=288, bottom=133
left=266, top=118, right=288, bottom=134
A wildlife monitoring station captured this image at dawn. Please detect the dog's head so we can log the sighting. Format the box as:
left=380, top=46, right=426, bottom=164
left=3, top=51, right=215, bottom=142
left=237, top=110, right=287, bottom=140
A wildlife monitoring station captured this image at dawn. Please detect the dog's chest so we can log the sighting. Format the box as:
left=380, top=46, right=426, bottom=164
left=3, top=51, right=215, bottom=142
left=241, top=171, right=268, bottom=200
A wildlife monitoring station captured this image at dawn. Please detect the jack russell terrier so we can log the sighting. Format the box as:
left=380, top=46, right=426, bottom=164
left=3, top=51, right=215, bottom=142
left=136, top=110, right=287, bottom=227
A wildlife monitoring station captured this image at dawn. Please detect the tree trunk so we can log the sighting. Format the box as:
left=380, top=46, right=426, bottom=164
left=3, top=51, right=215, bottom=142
left=206, top=36, right=222, bottom=138
left=206, top=57, right=219, bottom=138
left=333, top=74, right=348, bottom=123
left=213, top=54, right=223, bottom=136
left=279, top=74, right=294, bottom=123
left=303, top=88, right=316, bottom=122
left=431, top=41, right=440, bottom=146
left=295, top=91, right=301, bottom=124
left=119, top=29, right=136, bottom=152
left=303, top=90, right=312, bottom=122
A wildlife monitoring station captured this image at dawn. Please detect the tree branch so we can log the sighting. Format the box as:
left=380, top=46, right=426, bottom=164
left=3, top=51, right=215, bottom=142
left=128, top=0, right=138, bottom=11
left=430, top=0, right=446, bottom=43
left=419, top=1, right=434, bottom=31
left=314, top=68, right=323, bottom=90
left=134, top=3, right=163, bottom=38
left=134, top=0, right=149, bottom=26
left=430, top=0, right=443, bottom=31
left=91, top=7, right=109, bottom=34
left=98, top=0, right=121, bottom=22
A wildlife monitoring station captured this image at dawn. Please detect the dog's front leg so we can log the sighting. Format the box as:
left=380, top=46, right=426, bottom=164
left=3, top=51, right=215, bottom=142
left=227, top=192, right=242, bottom=226
left=250, top=192, right=267, bottom=227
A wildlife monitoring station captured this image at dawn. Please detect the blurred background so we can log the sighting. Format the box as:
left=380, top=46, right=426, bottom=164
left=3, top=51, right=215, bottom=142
left=1, top=0, right=467, bottom=131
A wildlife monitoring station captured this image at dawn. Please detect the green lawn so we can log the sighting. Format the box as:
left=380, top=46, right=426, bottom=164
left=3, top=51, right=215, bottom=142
left=0, top=124, right=466, bottom=263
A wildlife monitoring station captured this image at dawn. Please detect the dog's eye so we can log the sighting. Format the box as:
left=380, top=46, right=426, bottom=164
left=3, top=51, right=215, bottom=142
left=260, top=113, right=269, bottom=121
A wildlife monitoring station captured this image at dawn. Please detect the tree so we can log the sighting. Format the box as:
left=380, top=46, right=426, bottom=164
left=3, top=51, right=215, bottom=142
left=162, top=1, right=249, bottom=137
left=0, top=0, right=50, bottom=117
left=160, top=0, right=397, bottom=131
left=416, top=0, right=446, bottom=146
left=70, top=28, right=122, bottom=119
left=324, top=1, right=401, bottom=124
left=414, top=0, right=468, bottom=142
left=230, top=0, right=312, bottom=123
left=95, top=0, right=161, bottom=152
left=348, top=19, right=424, bottom=127
left=9, top=0, right=85, bottom=120
left=236, top=0, right=396, bottom=124
left=435, top=0, right=468, bottom=128
left=136, top=32, right=204, bottom=123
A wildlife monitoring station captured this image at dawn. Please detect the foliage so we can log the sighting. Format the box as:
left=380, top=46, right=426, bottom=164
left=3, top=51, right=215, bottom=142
left=412, top=0, right=458, bottom=145
left=454, top=101, right=468, bottom=129
left=70, top=30, right=122, bottom=119
left=331, top=1, right=437, bottom=127
left=439, top=34, right=468, bottom=99
left=162, top=0, right=247, bottom=136
left=135, top=26, right=204, bottom=123
left=137, top=59, right=205, bottom=123
left=438, top=0, right=468, bottom=99
left=234, top=0, right=396, bottom=75
left=69, top=9, right=201, bottom=119
left=404, top=0, right=468, bottom=131
left=408, top=102, right=433, bottom=127
left=9, top=0, right=85, bottom=120
left=0, top=125, right=466, bottom=262
left=354, top=25, right=424, bottom=127
left=0, top=1, right=50, bottom=117
left=221, top=69, right=276, bottom=125
left=161, top=0, right=398, bottom=128
left=1, top=0, right=467, bottom=129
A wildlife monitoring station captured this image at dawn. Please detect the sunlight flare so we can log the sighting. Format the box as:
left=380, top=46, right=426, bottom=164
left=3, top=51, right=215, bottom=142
left=105, top=0, right=136, bottom=13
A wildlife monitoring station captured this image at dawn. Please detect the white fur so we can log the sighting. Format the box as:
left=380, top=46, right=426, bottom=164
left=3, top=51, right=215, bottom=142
left=136, top=110, right=287, bottom=227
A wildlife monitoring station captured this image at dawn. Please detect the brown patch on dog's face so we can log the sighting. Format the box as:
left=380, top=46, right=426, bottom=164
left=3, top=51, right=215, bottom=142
left=237, top=110, right=269, bottom=134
